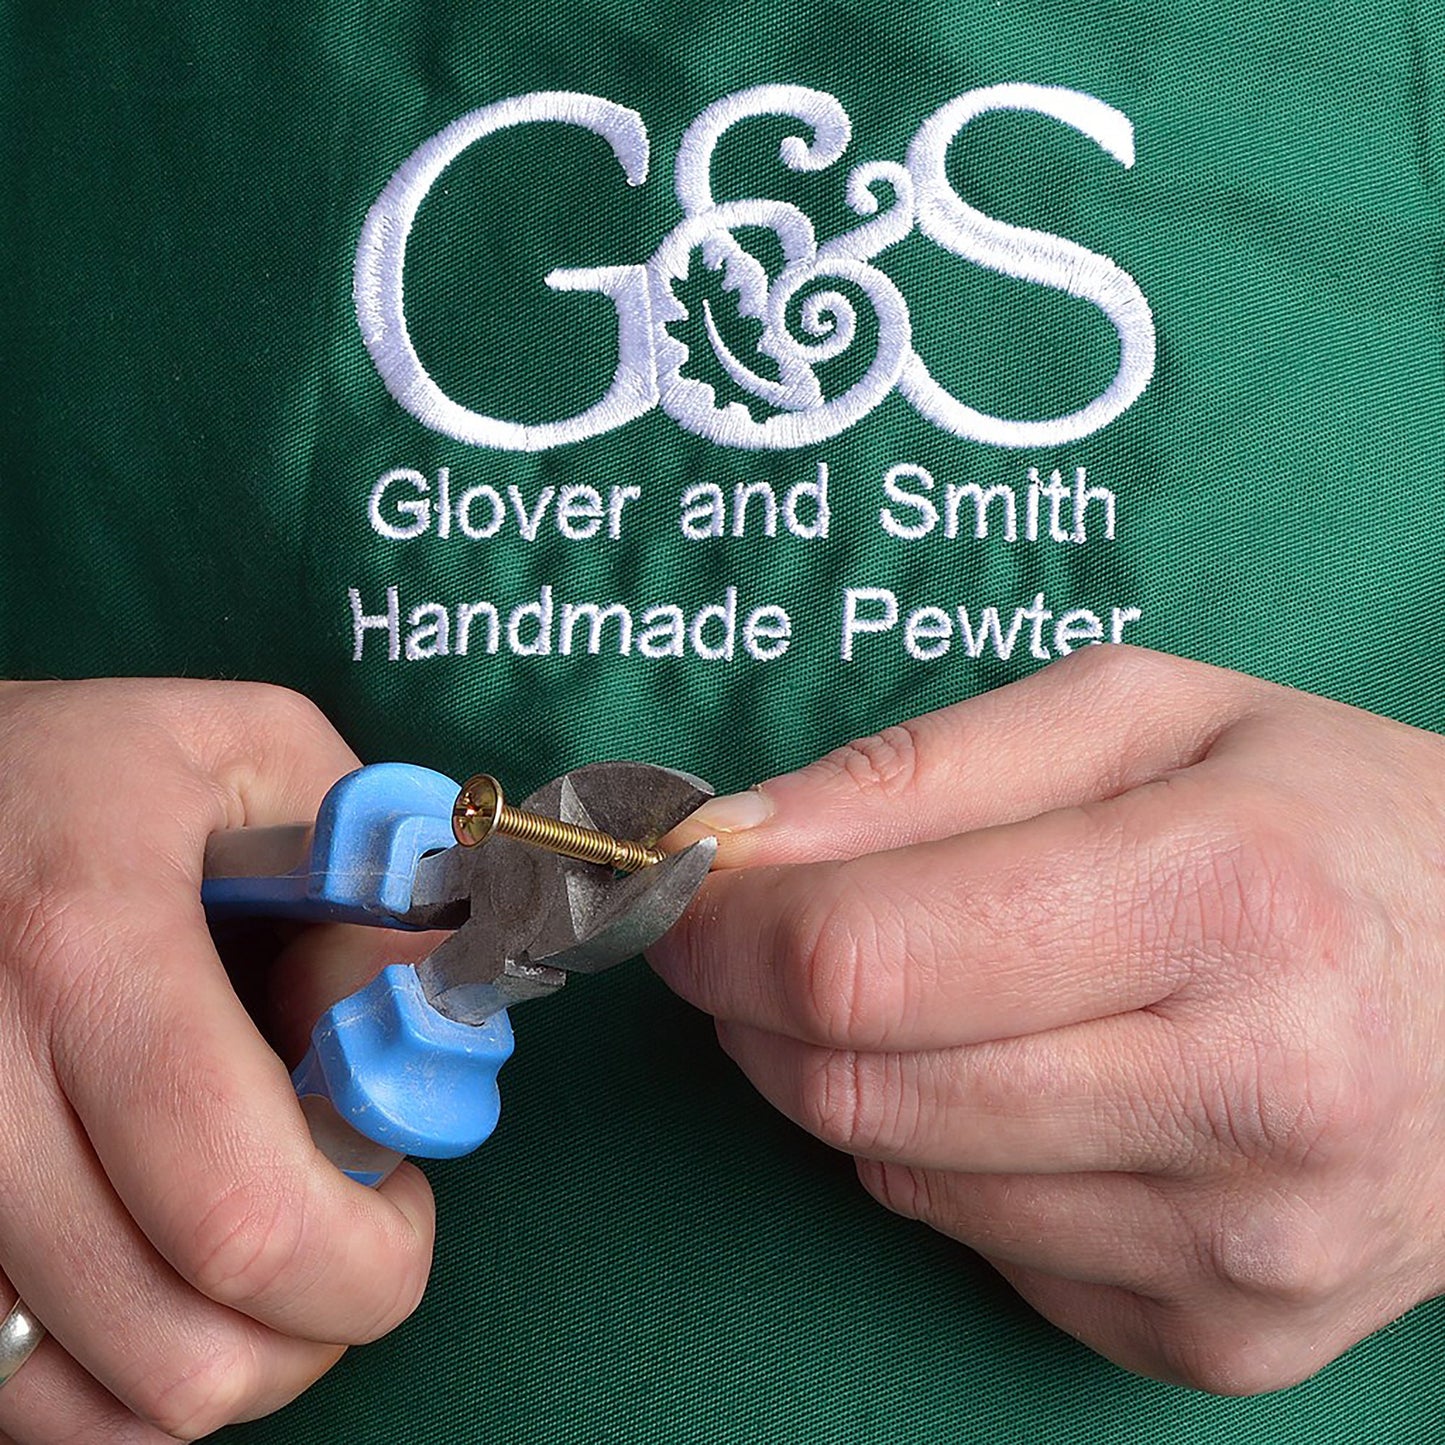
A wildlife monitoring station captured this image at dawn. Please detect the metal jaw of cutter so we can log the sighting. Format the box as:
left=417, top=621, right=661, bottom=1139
left=202, top=760, right=716, bottom=1185
left=403, top=762, right=717, bottom=1024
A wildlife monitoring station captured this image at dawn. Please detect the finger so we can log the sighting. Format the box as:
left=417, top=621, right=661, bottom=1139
left=3, top=680, right=361, bottom=852
left=0, top=1265, right=338, bottom=1444
left=862, top=1165, right=1410, bottom=1395
left=26, top=685, right=437, bottom=1346
left=654, top=771, right=1232, bottom=1049
left=0, top=1324, right=153, bottom=1445
left=45, top=880, right=436, bottom=1347
left=665, top=647, right=1265, bottom=865
left=0, top=1305, right=339, bottom=1444
left=856, top=1163, right=1189, bottom=1298
left=980, top=1263, right=1181, bottom=1386
left=266, top=923, right=450, bottom=1064
left=717, top=1011, right=1202, bottom=1174
left=0, top=1053, right=348, bottom=1437
left=989, top=1263, right=1335, bottom=1396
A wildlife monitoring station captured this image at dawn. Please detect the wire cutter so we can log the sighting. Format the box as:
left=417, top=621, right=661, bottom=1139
left=202, top=761, right=715, bottom=1185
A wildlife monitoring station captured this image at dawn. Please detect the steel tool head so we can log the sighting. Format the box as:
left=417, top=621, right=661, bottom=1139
left=404, top=762, right=716, bottom=1023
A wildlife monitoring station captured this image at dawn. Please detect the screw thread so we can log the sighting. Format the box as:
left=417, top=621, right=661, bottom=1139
left=495, top=804, right=664, bottom=874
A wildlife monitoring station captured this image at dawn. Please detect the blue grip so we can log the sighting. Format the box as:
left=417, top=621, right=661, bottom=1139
left=202, top=763, right=515, bottom=1184
left=293, top=965, right=514, bottom=1184
left=203, top=763, right=459, bottom=923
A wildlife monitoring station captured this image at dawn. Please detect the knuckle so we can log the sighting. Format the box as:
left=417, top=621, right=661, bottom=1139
left=241, top=681, right=332, bottom=737
left=1132, top=796, right=1337, bottom=998
left=1198, top=811, right=1335, bottom=972
left=856, top=1158, right=929, bottom=1221
left=1053, top=636, right=1139, bottom=682
left=1205, top=1210, right=1346, bottom=1310
left=127, top=1339, right=255, bottom=1439
left=353, top=1241, right=430, bottom=1343
left=231, top=683, right=341, bottom=767
left=5, top=887, right=76, bottom=998
left=1051, top=639, right=1176, bottom=697
left=805, top=721, right=925, bottom=800
left=9, top=889, right=114, bottom=1043
left=796, top=1049, right=908, bottom=1156
left=183, top=1173, right=428, bottom=1345
left=179, top=1175, right=308, bottom=1310
left=1185, top=1021, right=1374, bottom=1178
left=1168, top=832, right=1376, bottom=1176
left=195, top=682, right=346, bottom=795
left=781, top=884, right=909, bottom=1047
left=1157, top=1322, right=1308, bottom=1397
left=1244, top=1041, right=1372, bottom=1172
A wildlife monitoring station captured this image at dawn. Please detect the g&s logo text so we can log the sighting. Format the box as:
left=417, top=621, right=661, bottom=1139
left=355, top=84, right=1155, bottom=452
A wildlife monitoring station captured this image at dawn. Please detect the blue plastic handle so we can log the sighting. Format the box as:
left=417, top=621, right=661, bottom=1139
left=203, top=764, right=515, bottom=1185
left=202, top=762, right=459, bottom=923
left=292, top=966, right=513, bottom=1186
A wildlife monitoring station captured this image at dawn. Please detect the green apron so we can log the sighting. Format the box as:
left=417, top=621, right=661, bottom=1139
left=3, top=1, right=1442, bottom=1438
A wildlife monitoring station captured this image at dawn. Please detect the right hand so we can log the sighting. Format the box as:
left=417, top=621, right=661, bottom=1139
left=0, top=679, right=435, bottom=1442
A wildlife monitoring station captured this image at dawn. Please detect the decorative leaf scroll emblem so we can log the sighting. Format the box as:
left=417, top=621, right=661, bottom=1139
left=355, top=84, right=1155, bottom=452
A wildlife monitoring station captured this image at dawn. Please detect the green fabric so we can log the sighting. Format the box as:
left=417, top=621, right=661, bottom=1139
left=3, top=0, right=1444, bottom=1438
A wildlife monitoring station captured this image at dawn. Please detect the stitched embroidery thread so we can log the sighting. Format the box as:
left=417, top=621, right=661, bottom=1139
left=355, top=84, right=1156, bottom=451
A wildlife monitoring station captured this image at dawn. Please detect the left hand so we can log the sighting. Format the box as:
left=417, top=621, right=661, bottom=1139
left=651, top=646, right=1445, bottom=1395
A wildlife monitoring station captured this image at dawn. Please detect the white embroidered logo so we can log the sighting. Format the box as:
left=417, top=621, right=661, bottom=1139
left=355, top=84, right=1155, bottom=452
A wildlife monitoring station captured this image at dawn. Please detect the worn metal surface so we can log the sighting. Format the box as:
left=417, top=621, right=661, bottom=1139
left=409, top=763, right=716, bottom=1023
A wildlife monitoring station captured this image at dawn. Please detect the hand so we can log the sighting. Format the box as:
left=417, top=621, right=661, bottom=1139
left=0, top=680, right=434, bottom=1442
left=652, top=646, right=1445, bottom=1395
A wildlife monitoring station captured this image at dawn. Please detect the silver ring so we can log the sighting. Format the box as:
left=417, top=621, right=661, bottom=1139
left=0, top=1298, right=45, bottom=1390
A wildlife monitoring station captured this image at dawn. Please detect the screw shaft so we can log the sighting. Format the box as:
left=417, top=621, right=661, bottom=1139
left=452, top=774, right=664, bottom=873
left=495, top=803, right=664, bottom=872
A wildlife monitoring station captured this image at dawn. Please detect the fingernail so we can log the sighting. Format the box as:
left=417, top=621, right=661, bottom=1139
left=685, top=787, right=774, bottom=835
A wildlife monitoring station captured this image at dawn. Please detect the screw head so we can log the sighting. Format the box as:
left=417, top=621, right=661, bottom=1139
left=453, top=774, right=505, bottom=848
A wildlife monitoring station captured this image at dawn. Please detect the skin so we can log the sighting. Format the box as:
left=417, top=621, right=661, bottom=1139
left=652, top=645, right=1445, bottom=1395
left=2, top=649, right=1441, bottom=1430
left=0, top=680, right=435, bottom=1444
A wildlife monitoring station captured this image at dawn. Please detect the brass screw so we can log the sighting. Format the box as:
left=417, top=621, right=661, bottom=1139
left=451, top=774, right=665, bottom=873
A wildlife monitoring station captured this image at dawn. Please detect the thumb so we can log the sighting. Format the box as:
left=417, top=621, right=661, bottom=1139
left=665, top=647, right=1261, bottom=867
